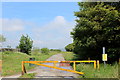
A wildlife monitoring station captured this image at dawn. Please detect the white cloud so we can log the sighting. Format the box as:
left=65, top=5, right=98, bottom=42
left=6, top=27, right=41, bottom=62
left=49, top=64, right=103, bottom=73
left=33, top=16, right=74, bottom=48
left=0, top=18, right=25, bottom=31
left=1, top=16, right=75, bottom=49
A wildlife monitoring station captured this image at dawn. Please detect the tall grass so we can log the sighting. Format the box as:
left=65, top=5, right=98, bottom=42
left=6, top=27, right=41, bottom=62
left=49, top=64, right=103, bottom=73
left=76, top=63, right=118, bottom=78
left=2, top=51, right=59, bottom=76
left=62, top=52, right=119, bottom=78
left=0, top=52, right=2, bottom=60
left=62, top=52, right=75, bottom=61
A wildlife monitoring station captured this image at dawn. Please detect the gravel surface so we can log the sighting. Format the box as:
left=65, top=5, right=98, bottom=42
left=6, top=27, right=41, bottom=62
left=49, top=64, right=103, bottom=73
left=35, top=54, right=79, bottom=78
left=1, top=54, right=79, bottom=78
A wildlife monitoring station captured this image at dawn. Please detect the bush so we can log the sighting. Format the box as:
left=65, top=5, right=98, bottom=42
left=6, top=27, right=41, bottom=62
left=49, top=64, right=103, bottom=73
left=4, top=51, right=13, bottom=54
left=31, top=49, right=40, bottom=55
left=41, top=48, right=49, bottom=55
left=50, top=49, right=61, bottom=52
left=65, top=43, right=75, bottom=52
left=18, top=34, right=33, bottom=55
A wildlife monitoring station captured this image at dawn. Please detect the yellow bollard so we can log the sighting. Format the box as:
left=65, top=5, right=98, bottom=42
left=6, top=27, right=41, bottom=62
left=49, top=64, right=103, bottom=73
left=88, top=57, right=90, bottom=63
left=53, top=62, right=56, bottom=67
left=94, top=61, right=96, bottom=69
left=22, top=61, right=26, bottom=75
left=73, top=62, right=76, bottom=71
left=22, top=61, right=24, bottom=75
left=97, top=60, right=100, bottom=69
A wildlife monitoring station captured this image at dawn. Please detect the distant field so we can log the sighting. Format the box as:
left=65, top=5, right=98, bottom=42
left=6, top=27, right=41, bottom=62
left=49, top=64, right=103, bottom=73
left=0, top=52, right=2, bottom=59
left=0, top=52, right=2, bottom=73
left=2, top=51, right=59, bottom=76
left=62, top=52, right=75, bottom=61
left=62, top=52, right=119, bottom=78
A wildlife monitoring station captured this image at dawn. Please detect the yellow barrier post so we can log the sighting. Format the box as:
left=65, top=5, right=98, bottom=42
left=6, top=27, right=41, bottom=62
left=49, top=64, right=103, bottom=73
left=73, top=62, right=76, bottom=71
left=88, top=58, right=90, bottom=63
left=53, top=62, right=57, bottom=67
left=22, top=61, right=26, bottom=75
left=22, top=61, right=24, bottom=75
left=97, top=60, right=100, bottom=69
left=94, top=61, right=96, bottom=69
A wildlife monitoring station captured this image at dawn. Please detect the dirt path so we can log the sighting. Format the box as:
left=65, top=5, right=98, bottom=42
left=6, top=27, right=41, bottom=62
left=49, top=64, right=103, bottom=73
left=1, top=54, right=79, bottom=78
left=35, top=54, right=79, bottom=78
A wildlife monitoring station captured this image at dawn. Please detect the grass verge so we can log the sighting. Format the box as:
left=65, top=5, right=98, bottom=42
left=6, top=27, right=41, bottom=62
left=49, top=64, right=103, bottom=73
left=62, top=52, right=75, bottom=61
left=19, top=73, right=36, bottom=78
left=62, top=52, right=119, bottom=78
left=2, top=51, right=59, bottom=76
left=76, top=63, right=118, bottom=78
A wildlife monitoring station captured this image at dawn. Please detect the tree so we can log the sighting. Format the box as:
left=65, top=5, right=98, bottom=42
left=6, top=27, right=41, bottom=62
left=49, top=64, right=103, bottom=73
left=41, top=48, right=49, bottom=55
left=71, top=2, right=120, bottom=63
left=0, top=34, right=6, bottom=42
left=0, top=34, right=6, bottom=48
left=65, top=43, right=75, bottom=52
left=19, top=34, right=33, bottom=55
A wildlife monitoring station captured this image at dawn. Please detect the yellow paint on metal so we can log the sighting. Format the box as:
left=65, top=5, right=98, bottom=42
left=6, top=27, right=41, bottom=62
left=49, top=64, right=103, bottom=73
left=97, top=60, right=100, bottom=69
left=94, top=61, right=96, bottom=69
left=22, top=60, right=99, bottom=75
left=73, top=62, right=76, bottom=71
left=29, top=62, right=84, bottom=75
left=23, top=60, right=96, bottom=63
left=53, top=62, right=56, bottom=67
left=102, top=54, right=107, bottom=61
left=22, top=61, right=26, bottom=75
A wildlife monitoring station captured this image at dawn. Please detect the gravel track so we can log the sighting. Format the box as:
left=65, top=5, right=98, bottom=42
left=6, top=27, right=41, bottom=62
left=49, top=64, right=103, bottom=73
left=1, top=54, right=79, bottom=78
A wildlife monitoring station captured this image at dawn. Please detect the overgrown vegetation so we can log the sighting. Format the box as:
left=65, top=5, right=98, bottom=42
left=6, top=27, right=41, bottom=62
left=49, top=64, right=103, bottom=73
left=20, top=73, right=36, bottom=78
left=2, top=51, right=59, bottom=76
left=41, top=48, right=49, bottom=55
left=70, top=2, right=120, bottom=63
left=0, top=34, right=6, bottom=42
left=62, top=52, right=76, bottom=61
left=62, top=52, right=118, bottom=78
left=76, top=63, right=118, bottom=78
left=65, top=43, right=74, bottom=52
left=0, top=52, right=2, bottom=60
left=50, top=49, right=61, bottom=52
left=18, top=34, right=33, bottom=55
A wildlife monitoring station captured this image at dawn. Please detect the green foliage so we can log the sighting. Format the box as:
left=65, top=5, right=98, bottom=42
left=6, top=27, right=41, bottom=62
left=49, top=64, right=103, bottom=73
left=62, top=52, right=76, bottom=61
left=3, top=51, right=13, bottom=54
left=0, top=52, right=2, bottom=60
left=2, top=52, right=33, bottom=76
left=76, top=63, right=118, bottom=78
left=71, top=2, right=120, bottom=63
left=20, top=73, right=36, bottom=78
left=18, top=34, right=33, bottom=55
left=62, top=52, right=118, bottom=78
left=41, top=48, right=49, bottom=55
left=65, top=43, right=75, bottom=52
left=2, top=51, right=59, bottom=76
left=50, top=49, right=61, bottom=52
left=31, top=47, right=40, bottom=55
left=0, top=34, right=6, bottom=42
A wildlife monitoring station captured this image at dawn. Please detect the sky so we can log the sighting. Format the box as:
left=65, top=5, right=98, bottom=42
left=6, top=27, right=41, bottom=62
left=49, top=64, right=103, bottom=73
left=1, top=2, right=79, bottom=49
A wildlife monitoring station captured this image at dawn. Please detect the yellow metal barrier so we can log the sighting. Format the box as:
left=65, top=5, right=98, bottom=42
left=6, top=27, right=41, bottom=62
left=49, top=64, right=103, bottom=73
left=22, top=60, right=99, bottom=75
left=97, top=60, right=100, bottom=70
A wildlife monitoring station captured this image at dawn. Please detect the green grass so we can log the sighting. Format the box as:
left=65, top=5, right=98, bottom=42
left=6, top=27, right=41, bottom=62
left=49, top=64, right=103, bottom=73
left=32, top=51, right=59, bottom=61
left=0, top=52, right=2, bottom=60
left=62, top=52, right=119, bottom=78
left=2, top=51, right=59, bottom=76
left=19, top=73, right=36, bottom=78
left=2, top=52, right=33, bottom=76
left=62, top=52, right=75, bottom=61
left=76, top=63, right=118, bottom=78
